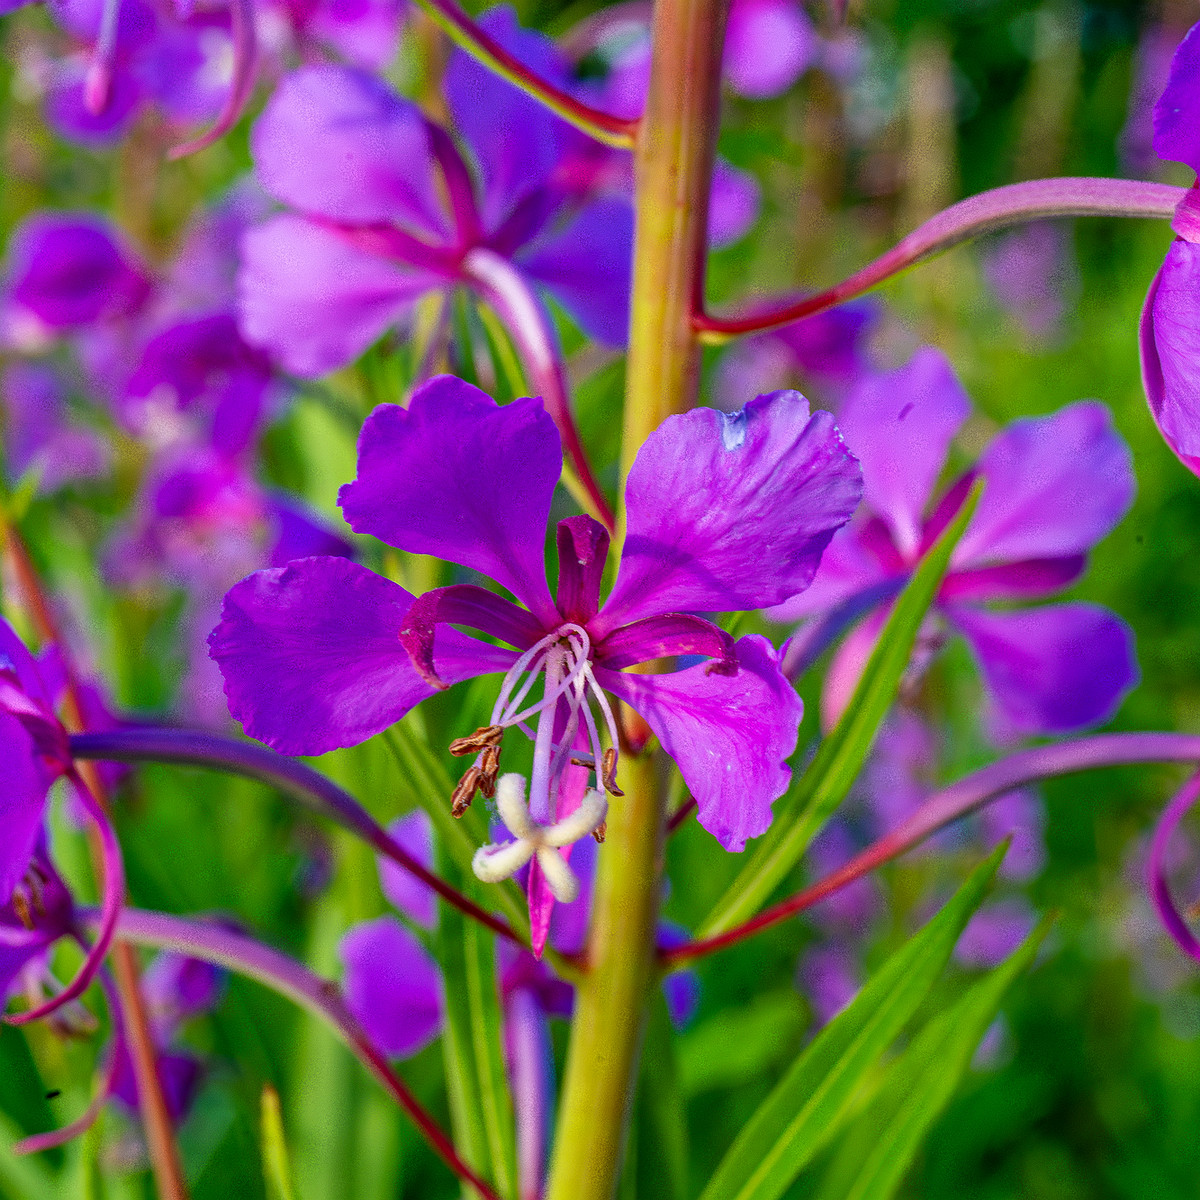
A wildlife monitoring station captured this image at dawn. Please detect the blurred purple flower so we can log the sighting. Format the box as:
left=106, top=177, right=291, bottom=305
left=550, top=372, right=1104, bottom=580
left=240, top=9, right=635, bottom=376
left=797, top=943, right=859, bottom=1028
left=1140, top=21, right=1200, bottom=477
left=723, top=0, right=818, bottom=99
left=772, top=347, right=1138, bottom=738
left=256, top=0, right=407, bottom=71
left=982, top=221, right=1079, bottom=342
left=954, top=898, right=1036, bottom=969
left=212, top=377, right=858, bottom=888
left=1120, top=24, right=1184, bottom=177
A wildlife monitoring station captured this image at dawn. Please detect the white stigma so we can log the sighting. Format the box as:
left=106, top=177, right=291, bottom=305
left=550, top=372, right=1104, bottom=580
left=472, top=774, right=608, bottom=902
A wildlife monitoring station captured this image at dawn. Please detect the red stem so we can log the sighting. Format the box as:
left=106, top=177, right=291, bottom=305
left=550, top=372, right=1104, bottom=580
left=694, top=178, right=1186, bottom=340
left=662, top=731, right=1200, bottom=966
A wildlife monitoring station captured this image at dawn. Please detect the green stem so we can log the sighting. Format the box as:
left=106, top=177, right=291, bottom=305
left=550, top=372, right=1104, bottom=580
left=547, top=2, right=728, bottom=1194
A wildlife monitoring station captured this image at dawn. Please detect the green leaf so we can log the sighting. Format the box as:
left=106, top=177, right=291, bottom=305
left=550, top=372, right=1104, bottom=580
left=699, top=843, right=1006, bottom=1200
left=821, top=915, right=1052, bottom=1200
left=261, top=1086, right=298, bottom=1200
left=633, top=994, right=689, bottom=1200
left=699, top=479, right=983, bottom=939
left=435, top=847, right=516, bottom=1200
left=0, top=1113, right=60, bottom=1200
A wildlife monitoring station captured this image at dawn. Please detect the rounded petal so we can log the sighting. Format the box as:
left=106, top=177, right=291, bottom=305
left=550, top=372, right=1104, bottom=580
left=1141, top=239, right=1200, bottom=476
left=340, top=917, right=443, bottom=1059
left=708, top=159, right=760, bottom=248
left=599, top=390, right=863, bottom=631
left=208, top=556, right=504, bottom=756
left=517, top=197, right=634, bottom=347
left=1153, top=21, right=1200, bottom=172
left=953, top=401, right=1135, bottom=567
left=251, top=66, right=449, bottom=235
left=597, top=635, right=803, bottom=852
left=836, top=347, right=971, bottom=560
left=950, top=602, right=1139, bottom=736
left=339, top=377, right=560, bottom=618
left=723, top=0, right=818, bottom=99
left=379, top=811, right=436, bottom=929
left=238, top=215, right=438, bottom=377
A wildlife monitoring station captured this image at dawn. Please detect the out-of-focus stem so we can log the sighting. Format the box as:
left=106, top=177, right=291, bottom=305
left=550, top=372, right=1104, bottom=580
left=1, top=527, right=190, bottom=1200
left=619, top=0, right=729, bottom=479
left=694, top=178, right=1186, bottom=342
left=84, top=908, right=501, bottom=1200
left=410, top=0, right=637, bottom=148
left=662, top=731, right=1200, bottom=966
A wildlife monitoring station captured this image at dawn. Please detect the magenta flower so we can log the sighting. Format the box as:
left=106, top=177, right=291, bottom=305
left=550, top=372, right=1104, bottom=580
left=239, top=14, right=634, bottom=377
left=211, top=376, right=860, bottom=873
left=1140, top=20, right=1200, bottom=476
left=773, top=347, right=1138, bottom=737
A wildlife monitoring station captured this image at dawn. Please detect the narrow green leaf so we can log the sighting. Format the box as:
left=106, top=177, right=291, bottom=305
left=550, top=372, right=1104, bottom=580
left=699, top=480, right=983, bottom=939
left=699, top=843, right=1006, bottom=1200
left=0, top=1114, right=60, bottom=1200
left=464, top=917, right=518, bottom=1200
left=635, top=994, right=689, bottom=1200
left=261, top=1085, right=298, bottom=1200
left=827, top=915, right=1052, bottom=1200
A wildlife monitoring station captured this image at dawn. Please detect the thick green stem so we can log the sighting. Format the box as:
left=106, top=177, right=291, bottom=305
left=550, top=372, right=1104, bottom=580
left=547, top=3, right=727, bottom=1196
left=618, top=0, right=730, bottom=482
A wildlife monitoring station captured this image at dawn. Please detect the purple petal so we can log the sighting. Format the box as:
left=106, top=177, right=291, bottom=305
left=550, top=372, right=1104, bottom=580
left=339, top=378, right=560, bottom=620
left=1153, top=21, right=1200, bottom=172
left=798, top=943, right=859, bottom=1027
left=954, top=899, right=1036, bottom=969
left=517, top=197, right=634, bottom=347
left=267, top=495, right=356, bottom=567
left=0, top=714, right=51, bottom=904
left=950, top=602, right=1139, bottom=736
left=251, top=67, right=450, bottom=236
left=595, top=614, right=736, bottom=672
left=723, top=0, right=818, bottom=99
left=766, top=524, right=898, bottom=624
left=111, top=1047, right=203, bottom=1122
left=209, top=556, right=510, bottom=756
left=979, top=788, right=1045, bottom=881
left=598, top=391, right=863, bottom=631
left=379, top=811, right=436, bottom=929
left=340, top=917, right=443, bottom=1058
left=45, top=64, right=143, bottom=147
left=708, top=159, right=760, bottom=248
left=238, top=215, right=439, bottom=377
left=940, top=556, right=1086, bottom=603
left=6, top=213, right=151, bottom=330
left=555, top=515, right=610, bottom=626
left=656, top=922, right=700, bottom=1028
left=1141, top=239, right=1200, bottom=476
left=598, top=635, right=803, bottom=852
left=774, top=300, right=879, bottom=382
left=837, top=348, right=970, bottom=560
left=444, top=6, right=572, bottom=229
left=303, top=0, right=407, bottom=70
left=953, top=401, right=1135, bottom=567
left=141, top=952, right=224, bottom=1024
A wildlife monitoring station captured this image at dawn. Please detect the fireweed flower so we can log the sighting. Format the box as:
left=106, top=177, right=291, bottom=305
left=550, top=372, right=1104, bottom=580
left=211, top=375, right=861, bottom=943
left=0, top=620, right=124, bottom=1024
left=772, top=347, right=1139, bottom=736
left=1140, top=19, right=1200, bottom=475
left=239, top=11, right=635, bottom=377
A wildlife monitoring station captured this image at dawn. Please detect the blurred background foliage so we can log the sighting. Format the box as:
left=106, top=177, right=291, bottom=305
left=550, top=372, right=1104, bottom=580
left=3, top=0, right=1200, bottom=1196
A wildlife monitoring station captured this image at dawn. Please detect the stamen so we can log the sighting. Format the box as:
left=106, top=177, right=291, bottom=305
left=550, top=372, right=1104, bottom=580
left=11, top=889, right=34, bottom=931
left=449, top=725, right=503, bottom=756
left=451, top=766, right=483, bottom=818
left=592, top=822, right=607, bottom=844
left=479, top=745, right=502, bottom=798
left=601, top=747, right=624, bottom=797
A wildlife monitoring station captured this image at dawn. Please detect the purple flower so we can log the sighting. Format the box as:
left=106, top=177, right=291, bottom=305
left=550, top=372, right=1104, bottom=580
left=772, top=347, right=1138, bottom=737
left=797, top=943, right=859, bottom=1028
left=2, top=213, right=151, bottom=344
left=240, top=11, right=635, bottom=376
left=2, top=361, right=110, bottom=492
left=1140, top=22, right=1200, bottom=476
left=212, top=377, right=859, bottom=872
left=981, top=221, right=1079, bottom=342
left=723, top=0, right=818, bottom=99
left=256, top=0, right=407, bottom=71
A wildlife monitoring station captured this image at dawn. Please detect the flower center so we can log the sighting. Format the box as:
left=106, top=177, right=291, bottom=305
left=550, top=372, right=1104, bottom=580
left=449, top=622, right=623, bottom=827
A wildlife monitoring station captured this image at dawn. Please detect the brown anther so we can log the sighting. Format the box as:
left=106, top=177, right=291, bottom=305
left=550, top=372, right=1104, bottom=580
left=602, top=747, right=624, bottom=797
left=451, top=766, right=482, bottom=817
left=449, top=724, right=503, bottom=756
left=11, top=889, right=34, bottom=931
left=569, top=755, right=595, bottom=768
left=591, top=821, right=607, bottom=844
left=479, top=744, right=501, bottom=799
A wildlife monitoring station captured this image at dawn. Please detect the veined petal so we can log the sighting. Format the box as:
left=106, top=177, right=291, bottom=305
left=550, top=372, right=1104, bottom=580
left=597, top=391, right=862, bottom=632
left=950, top=602, right=1138, bottom=736
left=517, top=197, right=634, bottom=347
left=836, top=348, right=970, bottom=560
left=1153, top=21, right=1200, bottom=172
left=340, top=917, right=443, bottom=1059
left=939, top=555, right=1086, bottom=602
left=1141, top=240, right=1200, bottom=476
left=595, top=613, right=736, bottom=672
left=251, top=66, right=450, bottom=236
left=555, top=515, right=610, bottom=626
left=339, top=377, right=561, bottom=620
left=209, top=557, right=510, bottom=756
left=953, top=401, right=1135, bottom=567
left=238, top=216, right=439, bottom=378
left=597, top=635, right=803, bottom=852
left=399, top=584, right=545, bottom=689
left=0, top=714, right=51, bottom=905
